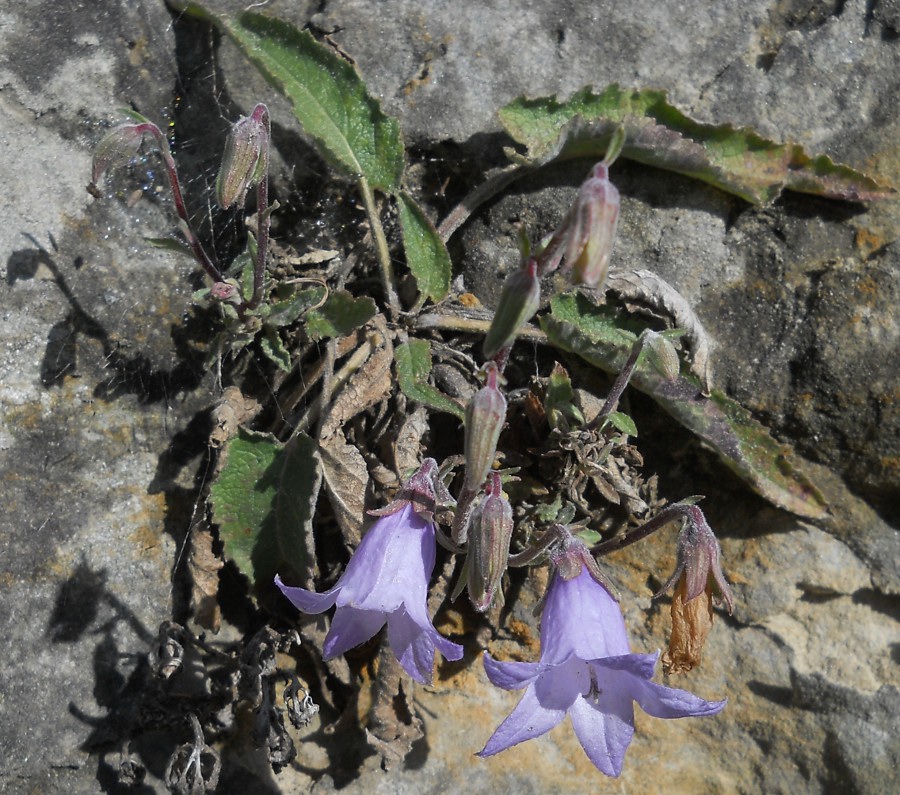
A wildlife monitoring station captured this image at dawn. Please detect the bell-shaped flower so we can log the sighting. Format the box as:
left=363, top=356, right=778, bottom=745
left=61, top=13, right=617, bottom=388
left=275, top=462, right=463, bottom=684
left=479, top=537, right=725, bottom=777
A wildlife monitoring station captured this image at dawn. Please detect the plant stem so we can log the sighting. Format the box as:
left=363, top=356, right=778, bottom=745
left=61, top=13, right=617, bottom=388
left=590, top=501, right=697, bottom=557
left=415, top=311, right=547, bottom=343
left=138, top=122, right=224, bottom=284
left=357, top=176, right=399, bottom=318
left=589, top=332, right=645, bottom=427
left=247, top=104, right=271, bottom=310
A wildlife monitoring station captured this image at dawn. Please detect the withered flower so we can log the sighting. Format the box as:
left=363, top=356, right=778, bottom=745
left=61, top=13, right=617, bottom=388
left=655, top=505, right=734, bottom=674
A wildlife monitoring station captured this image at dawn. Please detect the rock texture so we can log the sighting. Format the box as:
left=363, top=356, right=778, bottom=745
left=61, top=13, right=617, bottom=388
left=1, top=0, right=898, bottom=793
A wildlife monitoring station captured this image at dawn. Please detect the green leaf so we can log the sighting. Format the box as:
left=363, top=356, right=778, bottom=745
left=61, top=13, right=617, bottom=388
left=396, top=191, right=452, bottom=302
left=275, top=433, right=321, bottom=584
left=209, top=428, right=319, bottom=584
left=304, top=290, right=377, bottom=340
left=183, top=5, right=404, bottom=191
left=226, top=249, right=256, bottom=301
left=499, top=85, right=894, bottom=204
left=606, top=411, right=638, bottom=437
left=260, top=325, right=292, bottom=371
left=264, top=285, right=327, bottom=327
left=544, top=362, right=584, bottom=430
left=574, top=527, right=603, bottom=546
left=543, top=293, right=827, bottom=519
left=395, top=339, right=465, bottom=420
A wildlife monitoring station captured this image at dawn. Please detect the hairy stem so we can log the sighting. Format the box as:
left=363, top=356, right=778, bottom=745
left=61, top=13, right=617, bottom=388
left=137, top=122, right=224, bottom=284
left=357, top=176, right=399, bottom=318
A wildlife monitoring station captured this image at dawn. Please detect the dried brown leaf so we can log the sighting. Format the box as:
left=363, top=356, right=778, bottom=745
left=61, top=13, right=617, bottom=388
left=319, top=432, right=370, bottom=546
left=187, top=523, right=223, bottom=632
left=319, top=319, right=394, bottom=543
left=319, top=319, right=393, bottom=439
left=210, top=386, right=262, bottom=448
left=606, top=268, right=714, bottom=393
left=393, top=405, right=429, bottom=477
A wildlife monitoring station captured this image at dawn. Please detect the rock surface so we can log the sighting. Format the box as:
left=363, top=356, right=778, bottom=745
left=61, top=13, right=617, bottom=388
left=1, top=0, right=898, bottom=793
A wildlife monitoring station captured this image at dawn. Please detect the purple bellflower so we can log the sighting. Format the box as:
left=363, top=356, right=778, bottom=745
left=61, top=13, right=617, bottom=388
left=479, top=535, right=725, bottom=777
left=275, top=460, right=463, bottom=684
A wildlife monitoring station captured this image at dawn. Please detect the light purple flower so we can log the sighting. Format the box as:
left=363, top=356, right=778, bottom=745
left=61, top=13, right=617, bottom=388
left=275, top=502, right=463, bottom=684
left=479, top=565, right=726, bottom=777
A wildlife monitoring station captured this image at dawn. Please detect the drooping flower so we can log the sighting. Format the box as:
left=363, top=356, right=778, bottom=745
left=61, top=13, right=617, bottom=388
left=655, top=504, right=734, bottom=674
left=479, top=536, right=725, bottom=777
left=275, top=460, right=463, bottom=684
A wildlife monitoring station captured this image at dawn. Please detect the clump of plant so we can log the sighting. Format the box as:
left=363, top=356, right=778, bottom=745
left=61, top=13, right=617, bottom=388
left=88, top=3, right=891, bottom=788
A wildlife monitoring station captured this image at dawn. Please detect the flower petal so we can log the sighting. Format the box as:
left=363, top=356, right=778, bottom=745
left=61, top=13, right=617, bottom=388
left=569, top=693, right=634, bottom=777
left=275, top=574, right=339, bottom=614
left=477, top=683, right=566, bottom=757
left=322, top=607, right=386, bottom=659
left=483, top=653, right=540, bottom=691
left=386, top=604, right=463, bottom=684
left=532, top=659, right=586, bottom=712
left=631, top=677, right=727, bottom=719
left=593, top=651, right=660, bottom=680
left=337, top=504, right=434, bottom=611
left=541, top=569, right=630, bottom=664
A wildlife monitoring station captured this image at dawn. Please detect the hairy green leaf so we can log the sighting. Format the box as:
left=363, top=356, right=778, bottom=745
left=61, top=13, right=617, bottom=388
left=395, top=339, right=465, bottom=420
left=261, top=285, right=327, bottom=328
left=209, top=428, right=320, bottom=584
left=260, top=325, right=292, bottom=371
left=305, top=290, right=377, bottom=340
left=500, top=85, right=894, bottom=204
left=544, top=362, right=584, bottom=430
left=544, top=293, right=827, bottom=519
left=397, top=191, right=452, bottom=302
left=182, top=4, right=404, bottom=191
left=606, top=411, right=638, bottom=437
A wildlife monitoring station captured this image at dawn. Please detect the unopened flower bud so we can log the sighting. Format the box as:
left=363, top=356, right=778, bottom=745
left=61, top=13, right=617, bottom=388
left=483, top=257, right=541, bottom=359
left=463, top=362, right=507, bottom=493
left=210, top=281, right=240, bottom=302
left=566, top=162, right=620, bottom=288
left=216, top=104, right=269, bottom=209
left=467, top=473, right=514, bottom=612
left=91, top=123, right=145, bottom=185
left=536, top=161, right=620, bottom=289
left=643, top=330, right=681, bottom=381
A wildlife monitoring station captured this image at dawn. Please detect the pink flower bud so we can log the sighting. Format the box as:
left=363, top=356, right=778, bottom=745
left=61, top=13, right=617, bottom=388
left=463, top=363, right=507, bottom=493
left=467, top=473, right=514, bottom=612
left=210, top=281, right=239, bottom=302
left=566, top=162, right=620, bottom=288
left=483, top=257, right=541, bottom=359
left=536, top=161, right=620, bottom=290
left=215, top=104, right=269, bottom=209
